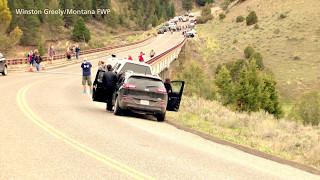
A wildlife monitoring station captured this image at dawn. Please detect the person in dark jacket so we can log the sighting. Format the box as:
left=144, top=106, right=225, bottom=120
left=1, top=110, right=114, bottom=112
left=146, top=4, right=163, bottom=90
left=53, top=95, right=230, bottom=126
left=33, top=50, right=42, bottom=72
left=102, top=64, right=118, bottom=112
left=164, top=78, right=172, bottom=93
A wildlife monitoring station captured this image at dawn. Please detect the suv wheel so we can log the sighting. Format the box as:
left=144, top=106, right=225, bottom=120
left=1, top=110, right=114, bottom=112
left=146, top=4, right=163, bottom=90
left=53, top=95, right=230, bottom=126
left=156, top=113, right=166, bottom=122
left=114, top=97, right=123, bottom=115
left=2, top=66, right=8, bottom=76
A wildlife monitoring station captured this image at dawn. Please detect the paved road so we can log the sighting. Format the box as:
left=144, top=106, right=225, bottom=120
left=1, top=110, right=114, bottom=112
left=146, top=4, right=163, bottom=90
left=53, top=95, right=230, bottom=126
left=0, top=32, right=319, bottom=180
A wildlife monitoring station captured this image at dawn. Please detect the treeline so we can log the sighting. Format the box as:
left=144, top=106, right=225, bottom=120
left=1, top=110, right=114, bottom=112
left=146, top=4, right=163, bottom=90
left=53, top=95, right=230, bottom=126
left=182, top=0, right=215, bottom=11
left=4, top=0, right=176, bottom=46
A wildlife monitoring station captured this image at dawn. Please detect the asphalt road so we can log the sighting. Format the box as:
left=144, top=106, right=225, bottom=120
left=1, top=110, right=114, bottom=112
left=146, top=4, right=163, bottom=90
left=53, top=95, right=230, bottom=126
left=0, top=32, right=319, bottom=180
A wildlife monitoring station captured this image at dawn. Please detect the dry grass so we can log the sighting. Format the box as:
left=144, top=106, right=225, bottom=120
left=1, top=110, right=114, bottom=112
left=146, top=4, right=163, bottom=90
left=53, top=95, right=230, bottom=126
left=196, top=0, right=320, bottom=103
left=168, top=96, right=320, bottom=169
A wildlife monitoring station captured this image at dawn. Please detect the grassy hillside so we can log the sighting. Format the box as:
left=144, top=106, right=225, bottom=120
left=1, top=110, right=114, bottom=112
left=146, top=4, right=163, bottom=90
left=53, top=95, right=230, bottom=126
left=197, top=0, right=320, bottom=103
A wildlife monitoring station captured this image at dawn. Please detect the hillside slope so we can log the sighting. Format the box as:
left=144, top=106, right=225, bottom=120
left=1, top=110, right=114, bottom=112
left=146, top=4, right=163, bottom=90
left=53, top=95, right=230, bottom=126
left=197, top=0, right=320, bottom=102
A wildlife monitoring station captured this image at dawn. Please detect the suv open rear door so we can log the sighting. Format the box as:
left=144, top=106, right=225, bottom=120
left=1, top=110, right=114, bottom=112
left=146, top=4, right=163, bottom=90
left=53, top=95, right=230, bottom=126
left=167, top=81, right=185, bottom=111
left=92, top=70, right=106, bottom=103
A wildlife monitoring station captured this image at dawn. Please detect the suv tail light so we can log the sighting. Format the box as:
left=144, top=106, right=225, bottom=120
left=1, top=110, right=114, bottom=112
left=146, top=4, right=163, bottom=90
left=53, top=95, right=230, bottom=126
left=156, top=87, right=167, bottom=94
left=123, top=83, right=136, bottom=89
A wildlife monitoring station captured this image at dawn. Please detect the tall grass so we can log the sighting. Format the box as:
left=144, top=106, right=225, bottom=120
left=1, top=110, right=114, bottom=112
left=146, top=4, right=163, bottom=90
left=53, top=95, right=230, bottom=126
left=169, top=96, right=320, bottom=169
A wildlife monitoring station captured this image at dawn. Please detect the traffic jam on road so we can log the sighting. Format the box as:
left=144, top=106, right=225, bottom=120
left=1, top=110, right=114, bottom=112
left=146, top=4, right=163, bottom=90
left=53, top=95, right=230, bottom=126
left=157, top=13, right=197, bottom=38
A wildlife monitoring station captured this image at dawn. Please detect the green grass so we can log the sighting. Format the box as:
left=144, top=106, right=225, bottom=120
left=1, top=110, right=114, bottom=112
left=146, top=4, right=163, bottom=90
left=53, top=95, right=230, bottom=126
left=168, top=96, right=320, bottom=169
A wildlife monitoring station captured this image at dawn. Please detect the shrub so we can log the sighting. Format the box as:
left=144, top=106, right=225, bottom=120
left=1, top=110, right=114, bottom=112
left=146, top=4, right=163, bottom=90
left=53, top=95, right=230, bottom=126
left=236, top=15, right=245, bottom=23
left=296, top=92, right=320, bottom=126
left=250, top=52, right=264, bottom=70
left=244, top=45, right=255, bottom=58
left=246, top=11, right=258, bottom=26
left=219, top=13, right=226, bottom=20
left=254, top=24, right=259, bottom=29
left=215, top=65, right=235, bottom=105
left=279, top=13, right=287, bottom=19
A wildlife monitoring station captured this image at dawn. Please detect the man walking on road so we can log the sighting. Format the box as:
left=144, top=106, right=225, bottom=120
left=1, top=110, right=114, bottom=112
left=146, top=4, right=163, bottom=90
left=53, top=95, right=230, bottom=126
left=102, top=64, right=117, bottom=112
left=81, top=58, right=92, bottom=94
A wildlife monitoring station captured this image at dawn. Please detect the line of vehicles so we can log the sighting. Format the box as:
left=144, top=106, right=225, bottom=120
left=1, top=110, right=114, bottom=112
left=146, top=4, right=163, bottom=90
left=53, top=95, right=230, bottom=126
left=92, top=59, right=185, bottom=122
left=0, top=53, right=8, bottom=76
left=157, top=13, right=197, bottom=38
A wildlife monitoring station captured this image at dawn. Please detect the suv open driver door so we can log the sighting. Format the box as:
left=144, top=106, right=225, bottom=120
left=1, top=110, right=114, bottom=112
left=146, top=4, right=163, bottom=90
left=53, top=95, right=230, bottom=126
left=92, top=71, right=106, bottom=103
left=167, top=81, right=185, bottom=111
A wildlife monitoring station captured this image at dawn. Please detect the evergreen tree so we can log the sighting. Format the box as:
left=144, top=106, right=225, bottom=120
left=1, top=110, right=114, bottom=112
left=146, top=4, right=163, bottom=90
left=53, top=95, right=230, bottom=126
left=235, top=61, right=262, bottom=112
left=34, top=0, right=45, bottom=22
left=61, top=0, right=74, bottom=27
left=72, top=17, right=91, bottom=42
left=216, top=65, right=235, bottom=105
left=182, top=0, right=193, bottom=11
left=260, top=74, right=282, bottom=118
left=47, top=0, right=64, bottom=37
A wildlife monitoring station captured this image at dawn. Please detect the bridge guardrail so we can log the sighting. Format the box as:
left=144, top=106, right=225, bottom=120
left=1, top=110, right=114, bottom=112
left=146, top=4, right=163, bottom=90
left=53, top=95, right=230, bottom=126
left=6, top=36, right=154, bottom=66
left=147, top=38, right=187, bottom=74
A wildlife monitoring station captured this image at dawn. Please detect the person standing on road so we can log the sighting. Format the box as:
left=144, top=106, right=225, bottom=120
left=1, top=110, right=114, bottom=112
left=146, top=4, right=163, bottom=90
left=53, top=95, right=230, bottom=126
left=81, top=58, right=93, bottom=94
left=150, top=49, right=155, bottom=58
left=102, top=64, right=117, bottom=112
left=33, top=50, right=42, bottom=72
left=75, top=44, right=80, bottom=60
left=128, top=55, right=133, bottom=60
left=138, top=52, right=144, bottom=62
left=164, top=78, right=172, bottom=93
left=47, top=45, right=55, bottom=64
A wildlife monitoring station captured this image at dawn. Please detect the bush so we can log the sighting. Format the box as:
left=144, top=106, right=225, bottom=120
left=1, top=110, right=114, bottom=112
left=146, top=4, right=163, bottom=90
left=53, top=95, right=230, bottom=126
left=246, top=11, right=258, bottom=26
left=244, top=45, right=255, bottom=58
left=219, top=13, right=226, bottom=20
left=250, top=52, right=264, bottom=70
left=236, top=15, right=245, bottom=23
left=296, top=92, right=320, bottom=126
left=197, top=6, right=213, bottom=24
left=72, top=17, right=91, bottom=42
left=279, top=13, right=287, bottom=19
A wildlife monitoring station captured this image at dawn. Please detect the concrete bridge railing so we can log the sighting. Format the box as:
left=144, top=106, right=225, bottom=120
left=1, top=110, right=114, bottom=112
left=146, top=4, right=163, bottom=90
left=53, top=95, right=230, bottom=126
left=146, top=38, right=186, bottom=78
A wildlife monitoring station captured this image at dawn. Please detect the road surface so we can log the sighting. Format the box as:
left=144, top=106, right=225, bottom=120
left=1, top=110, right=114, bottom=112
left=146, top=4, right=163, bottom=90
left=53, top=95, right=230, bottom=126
left=0, top=32, right=319, bottom=180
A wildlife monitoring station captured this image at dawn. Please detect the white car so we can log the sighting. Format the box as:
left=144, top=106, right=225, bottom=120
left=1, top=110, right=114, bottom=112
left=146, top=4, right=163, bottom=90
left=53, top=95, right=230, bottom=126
left=169, top=23, right=177, bottom=31
left=185, top=29, right=197, bottom=38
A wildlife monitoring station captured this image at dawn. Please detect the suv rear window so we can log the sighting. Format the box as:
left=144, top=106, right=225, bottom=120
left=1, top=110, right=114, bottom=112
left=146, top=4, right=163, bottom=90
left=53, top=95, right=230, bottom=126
left=128, top=76, right=164, bottom=89
left=121, top=63, right=152, bottom=74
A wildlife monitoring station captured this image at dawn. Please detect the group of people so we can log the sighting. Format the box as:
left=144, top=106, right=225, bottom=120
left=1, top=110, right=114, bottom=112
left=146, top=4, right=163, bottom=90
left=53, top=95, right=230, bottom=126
left=27, top=49, right=43, bottom=72
left=66, top=44, right=81, bottom=60
left=127, top=50, right=155, bottom=62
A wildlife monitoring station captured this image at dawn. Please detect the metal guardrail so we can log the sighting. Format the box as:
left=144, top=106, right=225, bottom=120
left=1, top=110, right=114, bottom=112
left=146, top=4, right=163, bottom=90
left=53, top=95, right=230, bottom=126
left=7, top=36, right=154, bottom=66
left=146, top=38, right=187, bottom=74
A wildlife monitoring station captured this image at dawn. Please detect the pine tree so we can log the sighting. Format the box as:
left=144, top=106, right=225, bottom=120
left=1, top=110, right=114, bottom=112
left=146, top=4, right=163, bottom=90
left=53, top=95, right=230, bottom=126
left=47, top=0, right=64, bottom=37
left=182, top=0, right=193, bottom=11
left=61, top=0, right=74, bottom=27
left=216, top=65, right=235, bottom=105
left=72, top=17, right=91, bottom=42
left=235, top=61, right=262, bottom=112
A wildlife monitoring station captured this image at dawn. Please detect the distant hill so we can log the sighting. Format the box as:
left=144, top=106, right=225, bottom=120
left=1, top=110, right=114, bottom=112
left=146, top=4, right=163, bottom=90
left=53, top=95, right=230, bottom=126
left=196, top=0, right=320, bottom=102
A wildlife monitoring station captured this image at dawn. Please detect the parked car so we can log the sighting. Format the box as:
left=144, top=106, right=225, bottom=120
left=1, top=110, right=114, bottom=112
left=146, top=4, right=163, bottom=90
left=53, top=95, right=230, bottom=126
left=185, top=29, right=197, bottom=38
left=157, top=28, right=165, bottom=34
left=93, top=71, right=185, bottom=122
left=169, top=23, right=177, bottom=31
left=0, top=53, right=8, bottom=76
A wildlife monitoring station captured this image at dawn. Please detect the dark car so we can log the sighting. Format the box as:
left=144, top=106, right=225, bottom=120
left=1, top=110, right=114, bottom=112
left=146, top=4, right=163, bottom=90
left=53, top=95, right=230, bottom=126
left=93, top=72, right=184, bottom=122
left=0, top=53, right=8, bottom=76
